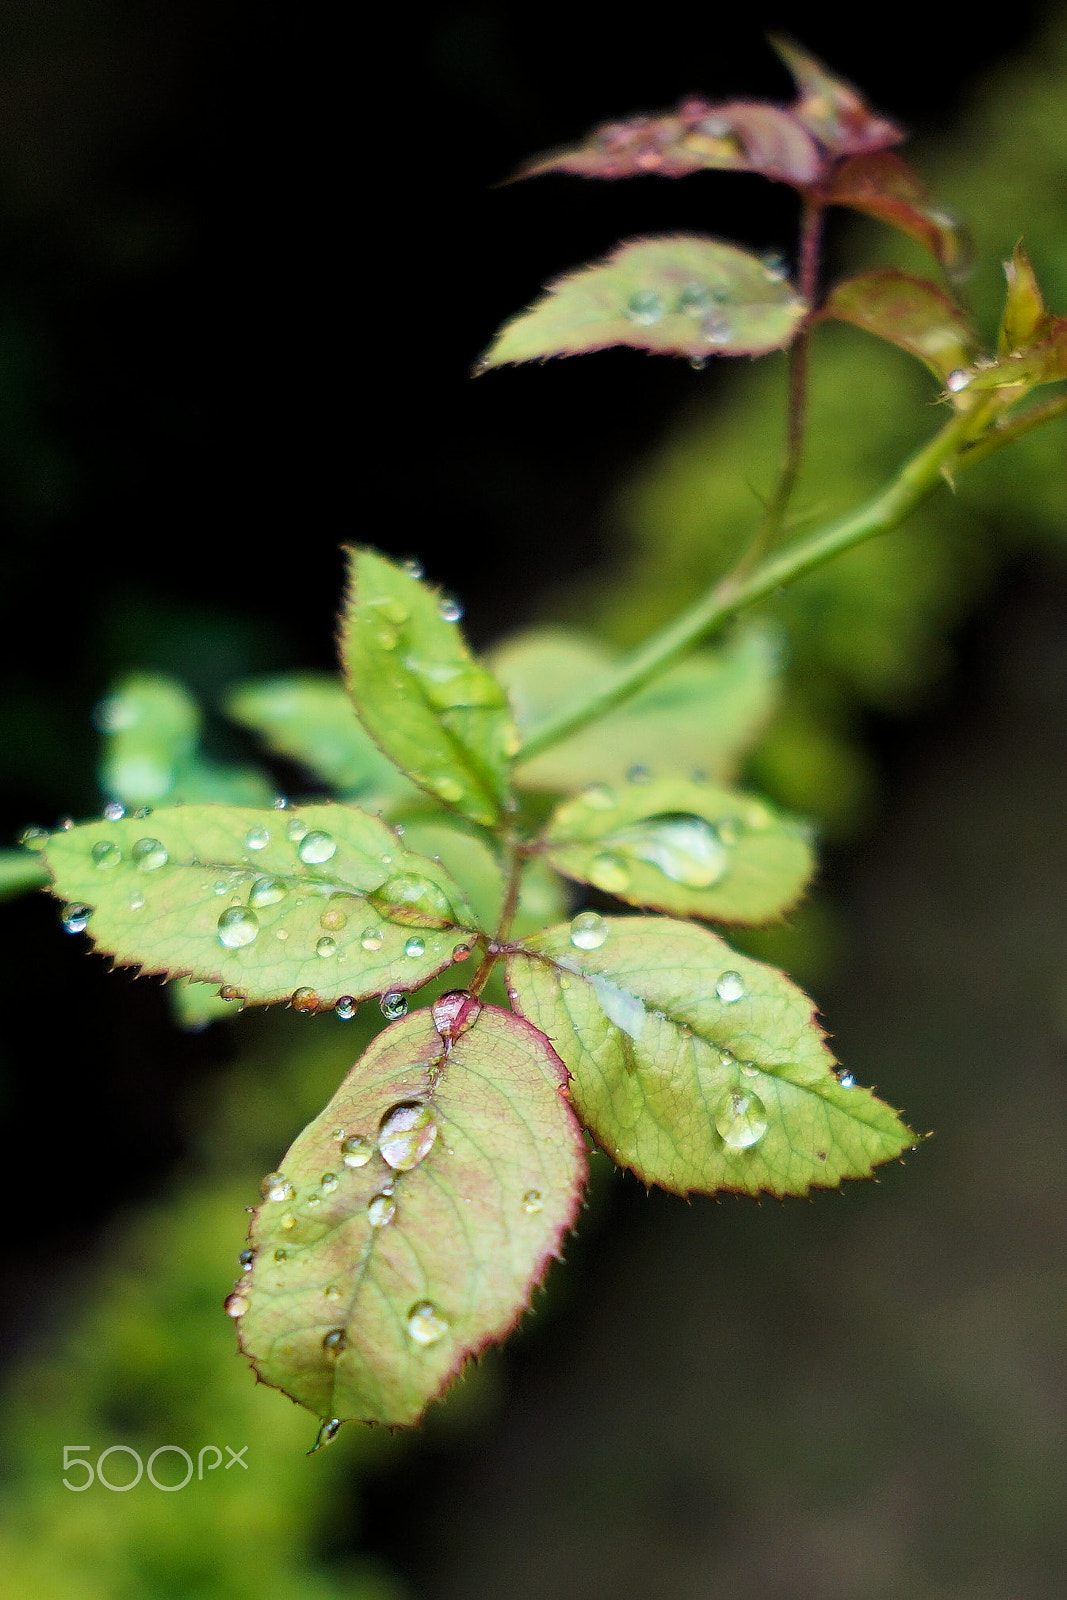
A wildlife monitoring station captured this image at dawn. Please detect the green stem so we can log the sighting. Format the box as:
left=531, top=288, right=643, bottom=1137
left=517, top=405, right=982, bottom=763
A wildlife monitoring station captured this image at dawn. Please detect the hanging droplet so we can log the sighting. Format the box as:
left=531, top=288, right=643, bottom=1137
left=437, top=594, right=463, bottom=622
left=320, top=1172, right=339, bottom=1195
left=406, top=1301, right=448, bottom=1345
left=522, top=1190, right=543, bottom=1215
left=404, top=935, right=426, bottom=958
left=603, top=812, right=729, bottom=889
left=946, top=368, right=972, bottom=392
left=322, top=1328, right=347, bottom=1355
left=261, top=1172, right=295, bottom=1203
left=367, top=1192, right=396, bottom=1227
left=297, top=830, right=337, bottom=865
left=285, top=817, right=308, bottom=842
left=334, top=996, right=357, bottom=1021
left=581, top=783, right=617, bottom=810
left=249, top=876, right=287, bottom=908
left=570, top=911, right=609, bottom=951
left=319, top=901, right=348, bottom=931
left=244, top=827, right=271, bottom=851
left=102, top=801, right=126, bottom=822
left=588, top=852, right=630, bottom=895
left=360, top=925, right=385, bottom=951
left=379, top=991, right=408, bottom=1020
left=402, top=556, right=424, bottom=579
left=340, top=1134, right=373, bottom=1168
left=219, top=985, right=244, bottom=1003
left=291, top=987, right=320, bottom=1013
left=378, top=1101, right=438, bottom=1170
left=308, top=1418, right=342, bottom=1454
left=132, top=837, right=169, bottom=872
left=714, top=1088, right=768, bottom=1150
left=62, top=903, right=92, bottom=934
left=91, top=840, right=122, bottom=870
left=715, top=970, right=746, bottom=1003
left=837, top=1070, right=856, bottom=1088
left=315, top=935, right=337, bottom=958
left=431, top=989, right=482, bottom=1040
left=224, top=1292, right=249, bottom=1318
left=217, top=906, right=260, bottom=948
left=626, top=288, right=665, bottom=325
left=761, top=252, right=788, bottom=281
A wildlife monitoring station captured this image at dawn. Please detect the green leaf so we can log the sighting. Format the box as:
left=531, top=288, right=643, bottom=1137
left=223, top=673, right=418, bottom=803
left=490, top=626, right=780, bottom=791
left=824, top=153, right=971, bottom=279
left=769, top=35, right=903, bottom=157
left=822, top=271, right=977, bottom=386
left=234, top=1004, right=586, bottom=1426
left=41, top=804, right=480, bottom=1008
left=0, top=848, right=50, bottom=901
left=478, top=237, right=807, bottom=368
left=340, top=549, right=518, bottom=828
left=540, top=775, right=814, bottom=924
left=508, top=916, right=913, bottom=1198
left=998, top=244, right=1054, bottom=356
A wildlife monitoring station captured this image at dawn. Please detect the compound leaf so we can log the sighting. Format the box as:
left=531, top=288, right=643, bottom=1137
left=822, top=270, right=978, bottom=385
left=540, top=775, right=814, bottom=923
left=41, top=803, right=479, bottom=1009
left=479, top=237, right=807, bottom=368
left=341, top=549, right=518, bottom=828
left=508, top=917, right=913, bottom=1198
left=824, top=153, right=970, bottom=278
left=234, top=1004, right=586, bottom=1427
left=769, top=35, right=903, bottom=157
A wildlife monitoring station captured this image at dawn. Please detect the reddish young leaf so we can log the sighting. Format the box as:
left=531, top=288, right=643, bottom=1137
left=769, top=35, right=904, bottom=157
left=824, top=152, right=970, bottom=278
left=822, top=270, right=978, bottom=385
left=998, top=243, right=1053, bottom=356
left=515, top=98, right=822, bottom=187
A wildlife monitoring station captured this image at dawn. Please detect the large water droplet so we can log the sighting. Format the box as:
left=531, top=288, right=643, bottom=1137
left=341, top=1134, right=373, bottom=1168
left=291, top=987, right=320, bottom=1013
left=380, top=991, right=408, bottom=1020
left=406, top=1301, right=448, bottom=1345
left=261, top=1172, right=295, bottom=1203
left=604, top=813, right=728, bottom=888
left=360, top=925, right=384, bottom=951
left=217, top=906, right=260, bottom=948
left=335, top=996, right=357, bottom=1021
left=91, top=840, right=122, bottom=870
left=404, top=935, right=426, bottom=958
left=244, top=827, right=271, bottom=851
left=714, top=1088, right=768, bottom=1150
left=297, top=830, right=337, bottom=865
left=62, top=903, right=92, bottom=934
left=315, top=935, right=337, bottom=958
left=371, top=873, right=454, bottom=927
left=249, top=875, right=288, bottom=908
left=367, top=1192, right=396, bottom=1227
left=588, top=852, right=630, bottom=895
left=224, top=1292, right=248, bottom=1318
left=570, top=911, right=608, bottom=950
left=522, top=1190, right=543, bottom=1215
left=626, top=288, right=665, bottom=325
left=431, top=990, right=481, bottom=1040
left=322, top=1328, right=347, bottom=1355
left=677, top=282, right=713, bottom=315
left=715, top=970, right=746, bottom=1003
left=132, top=837, right=168, bottom=872
left=378, top=1101, right=438, bottom=1170
left=437, top=595, right=463, bottom=622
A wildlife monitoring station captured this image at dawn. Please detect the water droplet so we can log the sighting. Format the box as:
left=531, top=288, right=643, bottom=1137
left=238, top=1248, right=254, bottom=1269
left=18, top=824, right=49, bottom=850
left=335, top=995, right=357, bottom=1021
left=280, top=1212, right=296, bottom=1231
left=319, top=902, right=348, bottom=932
left=132, top=837, right=168, bottom=872
left=272, top=795, right=289, bottom=809
left=431, top=989, right=481, bottom=1040
left=261, top=1172, right=295, bottom=1203
left=62, top=903, right=92, bottom=934
left=291, top=987, right=319, bottom=1013
left=406, top=1301, right=448, bottom=1345
left=581, top=783, right=617, bottom=810
left=604, top=813, right=729, bottom=889
left=219, top=985, right=244, bottom=1003
left=276, top=928, right=289, bottom=941
left=452, top=941, right=474, bottom=963
left=701, top=312, right=733, bottom=345
left=714, top=1088, right=768, bottom=1149
left=315, top=935, right=337, bottom=958
left=322, top=1328, right=347, bottom=1355
left=324, top=1283, right=342, bottom=1303
left=404, top=935, right=426, bottom=958
left=626, top=764, right=652, bottom=784
left=367, top=1192, right=396, bottom=1227
left=297, top=830, right=337, bottom=865
left=88, top=840, right=123, bottom=875
left=437, top=594, right=463, bottom=622
left=213, top=880, right=229, bottom=895
left=340, top=1134, right=373, bottom=1168
left=718, top=1048, right=736, bottom=1068
left=402, top=556, right=424, bottom=579
left=716, top=970, right=746, bottom=1003
left=570, top=911, right=608, bottom=951
left=371, top=873, right=454, bottom=927
left=248, top=875, right=287, bottom=909
left=522, top=1190, right=543, bottom=1214
left=689, top=356, right=707, bottom=371
left=360, top=925, right=385, bottom=951
left=379, top=1101, right=438, bottom=1170
left=308, top=1418, right=342, bottom=1454
left=244, top=827, right=271, bottom=850
left=224, top=1292, right=248, bottom=1318
left=626, top=288, right=665, bottom=325
left=102, top=801, right=126, bottom=822
left=128, top=892, right=145, bottom=910
left=306, top=1194, right=321, bottom=1209
left=380, top=991, right=408, bottom=1020
left=274, top=1247, right=289, bottom=1261
left=332, top=1127, right=345, bottom=1141
left=740, top=1063, right=759, bottom=1078
left=217, top=906, right=260, bottom=948
left=588, top=852, right=630, bottom=895
left=837, top=1071, right=856, bottom=1088
left=677, top=282, right=713, bottom=315
left=285, top=817, right=308, bottom=841
left=320, top=1172, right=339, bottom=1195
left=761, top=252, right=788, bottom=280
left=946, top=368, right=972, bottom=392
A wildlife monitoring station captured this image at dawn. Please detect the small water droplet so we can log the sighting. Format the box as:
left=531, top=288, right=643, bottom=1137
left=740, top=1063, right=759, bottom=1078
left=718, top=1049, right=736, bottom=1068
left=91, top=840, right=122, bottom=870
left=272, top=795, right=289, bottom=809
left=335, top=995, right=357, bottom=1021
left=280, top=1212, right=296, bottom=1231
left=308, top=1418, right=342, bottom=1454
left=588, top=852, right=630, bottom=895
left=261, top=1172, right=295, bottom=1203
left=368, top=595, right=411, bottom=625
left=18, top=824, right=49, bottom=849
left=128, top=891, right=145, bottom=910
left=320, top=1172, right=339, bottom=1195
left=360, top=925, right=385, bottom=952
left=701, top=311, right=733, bottom=345
left=626, top=288, right=665, bottom=326
left=522, top=1189, right=543, bottom=1215
left=341, top=1134, right=372, bottom=1168
left=217, top=906, right=260, bottom=948
left=319, top=902, right=348, bottom=932
left=380, top=991, right=408, bottom=1019
left=452, top=940, right=474, bottom=963
left=224, top=1292, right=248, bottom=1318
left=689, top=356, right=707, bottom=371
left=291, top=987, right=319, bottom=1013
left=285, top=817, right=308, bottom=841
left=322, top=1328, right=347, bottom=1355
left=406, top=1300, right=448, bottom=1345
left=837, top=1071, right=856, bottom=1088
left=315, top=935, right=337, bottom=958
left=244, top=827, right=271, bottom=850
left=626, top=764, right=652, bottom=784
left=431, top=989, right=481, bottom=1040
left=367, top=1192, right=396, bottom=1227
left=716, top=970, right=745, bottom=1003
left=324, top=1283, right=342, bottom=1303
left=249, top=876, right=288, bottom=908
left=761, top=251, right=788, bottom=280
left=219, top=985, right=244, bottom=1003
left=306, top=1194, right=321, bottom=1208
left=297, top=830, right=337, bottom=865
left=404, top=935, right=426, bottom=958
left=402, top=556, right=424, bottom=579
left=946, top=368, right=972, bottom=392
left=677, top=282, right=713, bottom=315
left=714, top=1088, right=768, bottom=1149
left=132, top=837, right=168, bottom=872
left=570, top=911, right=608, bottom=951
left=332, top=1126, right=345, bottom=1141
left=238, top=1248, right=254, bottom=1269
left=102, top=801, right=126, bottom=822
left=274, top=1247, right=289, bottom=1261
left=437, top=595, right=463, bottom=622
left=213, top=880, right=229, bottom=895
left=276, top=928, right=289, bottom=941
left=379, top=1101, right=438, bottom=1170
left=62, top=903, right=92, bottom=934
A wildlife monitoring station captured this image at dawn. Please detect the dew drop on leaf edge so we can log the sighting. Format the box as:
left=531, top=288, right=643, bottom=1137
left=380, top=991, right=408, bottom=1019
left=335, top=996, right=357, bottom=1021
left=62, top=903, right=92, bottom=934
left=261, top=1172, right=295, bottom=1203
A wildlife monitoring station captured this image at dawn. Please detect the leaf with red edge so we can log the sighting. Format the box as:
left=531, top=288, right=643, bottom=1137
left=235, top=1004, right=587, bottom=1427
left=824, top=153, right=971, bottom=279
left=478, top=236, right=807, bottom=369
left=998, top=244, right=1053, bottom=356
left=770, top=35, right=903, bottom=157
left=822, top=271, right=978, bottom=386
left=515, top=98, right=821, bottom=187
